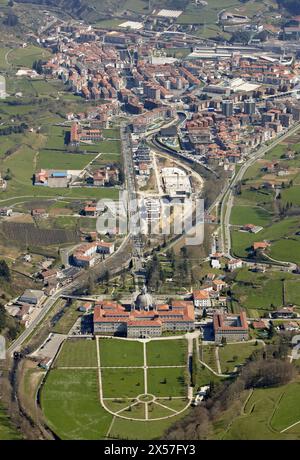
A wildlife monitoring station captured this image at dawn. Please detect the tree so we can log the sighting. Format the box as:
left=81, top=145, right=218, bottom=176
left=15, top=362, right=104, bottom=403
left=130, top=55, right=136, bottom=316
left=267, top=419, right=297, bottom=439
left=3, top=168, right=12, bottom=181
left=33, top=59, right=44, bottom=74
left=0, top=260, right=11, bottom=282
left=230, top=30, right=252, bottom=45
left=86, top=274, right=95, bottom=295
left=3, top=9, right=18, bottom=27
left=0, top=305, right=6, bottom=331
left=268, top=322, right=275, bottom=339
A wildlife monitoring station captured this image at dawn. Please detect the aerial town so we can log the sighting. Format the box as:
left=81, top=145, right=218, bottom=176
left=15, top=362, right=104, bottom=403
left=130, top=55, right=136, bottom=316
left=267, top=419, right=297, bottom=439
left=0, top=0, right=300, bottom=445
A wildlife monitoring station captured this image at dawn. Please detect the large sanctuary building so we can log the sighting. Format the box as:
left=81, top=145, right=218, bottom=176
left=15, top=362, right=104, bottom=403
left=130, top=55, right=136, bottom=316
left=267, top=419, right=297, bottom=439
left=93, top=286, right=195, bottom=338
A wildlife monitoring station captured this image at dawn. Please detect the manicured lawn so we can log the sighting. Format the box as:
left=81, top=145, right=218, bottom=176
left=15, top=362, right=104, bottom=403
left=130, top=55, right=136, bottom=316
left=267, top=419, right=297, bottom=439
left=196, top=363, right=223, bottom=387
left=156, top=398, right=189, bottom=412
left=123, top=402, right=145, bottom=419
left=99, top=339, right=144, bottom=367
left=147, top=368, right=186, bottom=397
left=146, top=339, right=187, bottom=366
left=218, top=342, right=264, bottom=374
left=147, top=403, right=174, bottom=419
left=41, top=369, right=112, bottom=440
left=101, top=368, right=144, bottom=399
left=109, top=411, right=191, bottom=440
left=55, top=339, right=98, bottom=367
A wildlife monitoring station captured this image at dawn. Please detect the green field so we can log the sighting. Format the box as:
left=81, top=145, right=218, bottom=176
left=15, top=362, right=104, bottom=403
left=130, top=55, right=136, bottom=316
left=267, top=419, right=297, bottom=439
left=0, top=47, right=11, bottom=69
left=55, top=339, right=98, bottom=368
left=147, top=368, right=186, bottom=397
left=218, top=382, right=300, bottom=440
left=41, top=337, right=192, bottom=439
left=0, top=139, right=119, bottom=203
left=285, top=280, right=300, bottom=306
left=109, top=412, right=190, bottom=440
left=146, top=339, right=187, bottom=366
left=281, top=185, right=300, bottom=206
left=8, top=45, right=51, bottom=68
left=41, top=369, right=113, bottom=440
left=200, top=345, right=218, bottom=373
left=231, top=217, right=300, bottom=264
left=218, top=342, right=264, bottom=374
left=37, top=150, right=96, bottom=170
left=271, top=382, right=300, bottom=432
left=231, top=268, right=300, bottom=316
left=230, top=205, right=272, bottom=227
left=0, top=404, right=21, bottom=440
left=99, top=339, right=144, bottom=367
left=101, top=368, right=144, bottom=398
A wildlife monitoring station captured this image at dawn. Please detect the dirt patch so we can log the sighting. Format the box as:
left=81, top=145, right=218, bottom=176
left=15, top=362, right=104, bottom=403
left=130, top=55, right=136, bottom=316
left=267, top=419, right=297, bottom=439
left=49, top=207, right=73, bottom=216
left=6, top=214, right=34, bottom=224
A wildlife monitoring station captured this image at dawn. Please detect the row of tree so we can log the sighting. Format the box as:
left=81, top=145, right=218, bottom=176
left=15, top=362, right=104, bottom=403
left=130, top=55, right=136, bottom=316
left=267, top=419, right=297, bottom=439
left=0, top=123, right=28, bottom=136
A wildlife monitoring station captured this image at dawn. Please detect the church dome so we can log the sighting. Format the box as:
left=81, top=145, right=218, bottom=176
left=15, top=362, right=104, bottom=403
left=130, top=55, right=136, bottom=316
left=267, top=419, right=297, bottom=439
left=135, top=285, right=153, bottom=311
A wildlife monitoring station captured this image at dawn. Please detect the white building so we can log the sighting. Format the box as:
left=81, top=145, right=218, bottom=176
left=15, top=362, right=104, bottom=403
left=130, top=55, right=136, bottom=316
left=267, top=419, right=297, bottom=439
left=227, top=259, right=243, bottom=271
left=161, top=167, right=192, bottom=198
left=193, top=290, right=212, bottom=308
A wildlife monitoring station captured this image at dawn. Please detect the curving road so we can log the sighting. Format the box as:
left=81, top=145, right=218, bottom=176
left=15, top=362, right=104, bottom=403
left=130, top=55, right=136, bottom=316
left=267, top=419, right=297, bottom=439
left=220, top=122, right=300, bottom=269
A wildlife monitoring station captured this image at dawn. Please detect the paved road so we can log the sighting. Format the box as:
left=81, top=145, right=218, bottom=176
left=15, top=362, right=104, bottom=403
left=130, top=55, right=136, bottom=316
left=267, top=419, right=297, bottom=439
left=220, top=122, right=300, bottom=269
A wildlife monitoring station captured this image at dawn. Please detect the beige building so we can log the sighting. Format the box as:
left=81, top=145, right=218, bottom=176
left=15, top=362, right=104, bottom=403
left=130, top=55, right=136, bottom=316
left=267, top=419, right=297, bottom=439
left=213, top=312, right=249, bottom=344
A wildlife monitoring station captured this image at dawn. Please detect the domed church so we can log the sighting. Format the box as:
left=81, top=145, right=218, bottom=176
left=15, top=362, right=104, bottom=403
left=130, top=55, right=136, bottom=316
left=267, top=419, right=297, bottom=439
left=134, top=285, right=154, bottom=311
